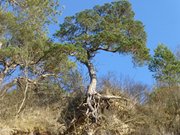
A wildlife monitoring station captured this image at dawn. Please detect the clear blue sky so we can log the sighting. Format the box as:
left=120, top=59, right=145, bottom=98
left=51, top=0, right=180, bottom=87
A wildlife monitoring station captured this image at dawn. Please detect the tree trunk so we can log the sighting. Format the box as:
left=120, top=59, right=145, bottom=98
left=17, top=64, right=29, bottom=115
left=84, top=61, right=97, bottom=95
left=83, top=60, right=100, bottom=121
left=83, top=60, right=128, bottom=122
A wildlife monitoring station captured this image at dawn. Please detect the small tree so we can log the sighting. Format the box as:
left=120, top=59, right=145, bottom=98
left=149, top=44, right=180, bottom=87
left=55, top=1, right=149, bottom=121
left=0, top=0, right=74, bottom=114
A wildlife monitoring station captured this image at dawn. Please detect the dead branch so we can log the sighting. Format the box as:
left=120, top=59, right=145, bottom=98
left=16, top=72, right=56, bottom=115
left=95, top=94, right=128, bottom=101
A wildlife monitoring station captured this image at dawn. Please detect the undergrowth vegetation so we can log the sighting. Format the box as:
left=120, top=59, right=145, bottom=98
left=0, top=76, right=179, bottom=135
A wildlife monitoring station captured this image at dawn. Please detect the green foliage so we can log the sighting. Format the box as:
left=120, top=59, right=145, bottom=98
left=1, top=0, right=61, bottom=30
left=0, top=1, right=76, bottom=114
left=55, top=0, right=150, bottom=64
left=40, top=44, right=76, bottom=74
left=149, top=44, right=180, bottom=86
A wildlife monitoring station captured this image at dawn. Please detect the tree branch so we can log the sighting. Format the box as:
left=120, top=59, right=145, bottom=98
left=97, top=47, right=118, bottom=53
left=97, top=94, right=128, bottom=101
left=18, top=73, right=57, bottom=87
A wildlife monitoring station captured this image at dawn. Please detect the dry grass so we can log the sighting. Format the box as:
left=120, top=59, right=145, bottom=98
left=0, top=88, right=67, bottom=134
left=0, top=80, right=179, bottom=135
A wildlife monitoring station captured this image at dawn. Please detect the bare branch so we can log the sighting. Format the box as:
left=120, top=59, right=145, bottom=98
left=97, top=47, right=118, bottom=53
left=97, top=94, right=128, bottom=101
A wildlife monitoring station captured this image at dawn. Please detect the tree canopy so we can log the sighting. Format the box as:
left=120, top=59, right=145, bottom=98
left=55, top=1, right=150, bottom=64
left=0, top=0, right=73, bottom=113
left=55, top=1, right=150, bottom=96
left=149, top=44, right=180, bottom=86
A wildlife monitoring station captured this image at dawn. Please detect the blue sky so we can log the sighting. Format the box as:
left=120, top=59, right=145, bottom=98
left=52, top=0, right=180, bottom=87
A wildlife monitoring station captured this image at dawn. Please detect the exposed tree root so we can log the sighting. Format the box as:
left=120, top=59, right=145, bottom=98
left=85, top=92, right=128, bottom=122
left=82, top=60, right=129, bottom=122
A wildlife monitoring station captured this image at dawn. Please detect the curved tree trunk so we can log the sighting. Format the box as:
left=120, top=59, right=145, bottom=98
left=85, top=61, right=97, bottom=95
left=83, top=60, right=100, bottom=121
left=83, top=60, right=128, bottom=122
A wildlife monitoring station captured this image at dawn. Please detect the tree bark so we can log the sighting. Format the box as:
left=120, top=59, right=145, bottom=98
left=85, top=61, right=97, bottom=95
left=83, top=60, right=128, bottom=122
